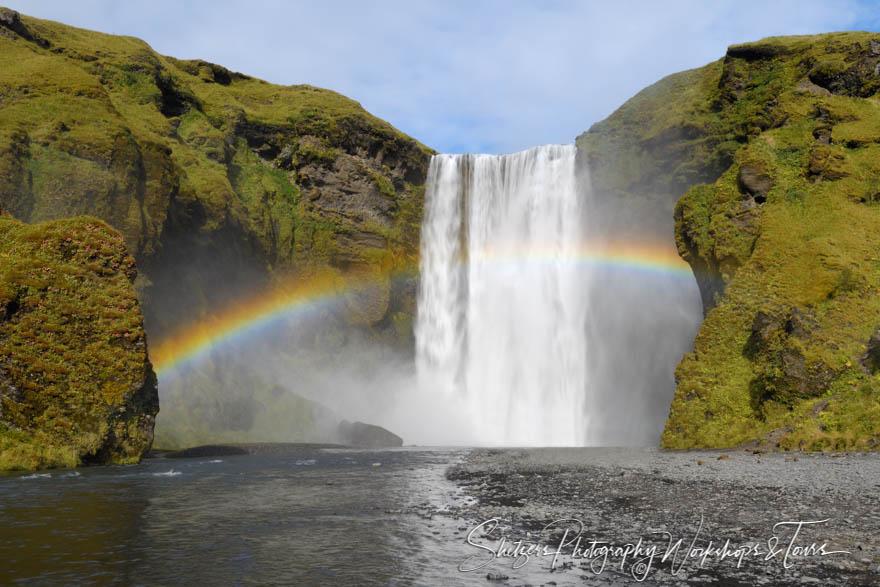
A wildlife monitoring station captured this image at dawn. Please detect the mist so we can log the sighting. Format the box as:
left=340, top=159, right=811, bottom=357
left=152, top=144, right=704, bottom=449
left=153, top=295, right=478, bottom=448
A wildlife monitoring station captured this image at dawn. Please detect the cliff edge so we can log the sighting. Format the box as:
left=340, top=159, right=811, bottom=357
left=581, top=32, right=880, bottom=450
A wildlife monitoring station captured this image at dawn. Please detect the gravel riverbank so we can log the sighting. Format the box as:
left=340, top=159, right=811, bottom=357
left=444, top=448, right=880, bottom=586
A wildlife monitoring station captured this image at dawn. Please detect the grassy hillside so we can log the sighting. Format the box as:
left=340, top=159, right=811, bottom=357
left=0, top=214, right=158, bottom=470
left=583, top=32, right=880, bottom=450
left=0, top=7, right=432, bottom=343
left=0, top=7, right=432, bottom=446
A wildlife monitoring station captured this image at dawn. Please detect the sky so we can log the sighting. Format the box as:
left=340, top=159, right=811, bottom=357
left=13, top=1, right=880, bottom=154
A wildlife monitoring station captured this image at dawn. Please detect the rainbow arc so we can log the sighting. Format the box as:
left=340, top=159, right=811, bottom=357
left=151, top=244, right=695, bottom=376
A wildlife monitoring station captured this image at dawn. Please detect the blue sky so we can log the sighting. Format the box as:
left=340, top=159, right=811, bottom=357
left=14, top=1, right=880, bottom=154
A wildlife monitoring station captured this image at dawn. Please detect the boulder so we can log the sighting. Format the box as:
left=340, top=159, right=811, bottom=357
left=338, top=420, right=403, bottom=448
left=737, top=163, right=774, bottom=203
left=0, top=8, right=48, bottom=46
left=0, top=216, right=158, bottom=470
left=808, top=145, right=849, bottom=182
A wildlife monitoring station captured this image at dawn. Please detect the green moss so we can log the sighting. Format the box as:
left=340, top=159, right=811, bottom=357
left=295, top=142, right=339, bottom=166
left=0, top=425, right=79, bottom=470
left=581, top=32, right=880, bottom=450
left=578, top=61, right=727, bottom=199
left=631, top=33, right=880, bottom=450
left=370, top=169, right=398, bottom=199
left=0, top=215, right=157, bottom=470
left=0, top=8, right=434, bottom=351
left=0, top=8, right=435, bottom=448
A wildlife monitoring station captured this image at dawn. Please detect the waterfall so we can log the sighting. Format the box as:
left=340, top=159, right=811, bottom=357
left=415, top=145, right=589, bottom=446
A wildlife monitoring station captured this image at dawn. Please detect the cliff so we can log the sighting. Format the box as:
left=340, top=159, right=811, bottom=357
left=0, top=214, right=158, bottom=470
left=0, top=7, right=432, bottom=446
left=0, top=7, right=432, bottom=346
left=581, top=32, right=880, bottom=450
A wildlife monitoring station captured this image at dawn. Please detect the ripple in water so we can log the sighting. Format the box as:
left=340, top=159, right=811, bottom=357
left=0, top=448, right=518, bottom=585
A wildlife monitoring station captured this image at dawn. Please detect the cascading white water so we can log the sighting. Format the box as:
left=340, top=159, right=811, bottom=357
left=416, top=145, right=589, bottom=446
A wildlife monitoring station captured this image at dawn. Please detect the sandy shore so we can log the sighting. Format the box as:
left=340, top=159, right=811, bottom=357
left=445, top=447, right=880, bottom=585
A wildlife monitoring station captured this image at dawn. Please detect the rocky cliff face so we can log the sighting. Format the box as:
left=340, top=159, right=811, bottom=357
left=0, top=8, right=432, bottom=346
left=0, top=7, right=432, bottom=449
left=583, top=32, right=880, bottom=450
left=0, top=214, right=158, bottom=470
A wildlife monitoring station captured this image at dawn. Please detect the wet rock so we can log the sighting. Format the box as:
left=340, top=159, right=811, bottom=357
left=449, top=447, right=880, bottom=586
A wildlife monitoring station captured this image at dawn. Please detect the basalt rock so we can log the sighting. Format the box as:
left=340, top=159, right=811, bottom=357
left=0, top=7, right=48, bottom=47
left=807, top=145, right=850, bottom=182
left=745, top=309, right=837, bottom=412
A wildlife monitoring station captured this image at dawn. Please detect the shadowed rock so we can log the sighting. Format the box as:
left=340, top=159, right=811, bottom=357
left=0, top=8, right=48, bottom=47
left=338, top=420, right=403, bottom=448
left=737, top=162, right=774, bottom=204
left=862, top=328, right=880, bottom=374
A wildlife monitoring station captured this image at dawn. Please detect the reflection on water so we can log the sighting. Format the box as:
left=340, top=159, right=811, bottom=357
left=0, top=448, right=488, bottom=585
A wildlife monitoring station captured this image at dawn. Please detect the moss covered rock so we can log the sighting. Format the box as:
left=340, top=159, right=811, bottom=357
left=0, top=214, right=158, bottom=470
left=583, top=32, right=880, bottom=451
left=0, top=8, right=432, bottom=345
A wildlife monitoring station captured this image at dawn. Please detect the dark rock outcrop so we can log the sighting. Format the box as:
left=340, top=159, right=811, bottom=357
left=745, top=309, right=837, bottom=412
left=862, top=329, right=880, bottom=374
left=0, top=7, right=48, bottom=47
left=338, top=420, right=403, bottom=448
left=737, top=163, right=773, bottom=204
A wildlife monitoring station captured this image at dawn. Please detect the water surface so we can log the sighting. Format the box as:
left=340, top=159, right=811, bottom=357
left=1, top=448, right=486, bottom=585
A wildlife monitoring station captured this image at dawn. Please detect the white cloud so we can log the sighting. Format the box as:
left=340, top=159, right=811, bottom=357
left=15, top=0, right=878, bottom=153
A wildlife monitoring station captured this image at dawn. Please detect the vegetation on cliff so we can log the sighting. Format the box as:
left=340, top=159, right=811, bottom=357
left=583, top=32, right=880, bottom=450
left=0, top=214, right=158, bottom=470
left=0, top=7, right=432, bottom=446
left=0, top=7, right=432, bottom=342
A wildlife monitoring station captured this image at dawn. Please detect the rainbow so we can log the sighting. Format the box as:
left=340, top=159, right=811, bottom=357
left=149, top=269, right=405, bottom=377
left=473, top=243, right=694, bottom=277
left=151, top=244, right=694, bottom=376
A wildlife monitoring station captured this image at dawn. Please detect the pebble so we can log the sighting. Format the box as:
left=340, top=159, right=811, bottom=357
left=446, top=447, right=879, bottom=586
